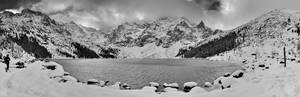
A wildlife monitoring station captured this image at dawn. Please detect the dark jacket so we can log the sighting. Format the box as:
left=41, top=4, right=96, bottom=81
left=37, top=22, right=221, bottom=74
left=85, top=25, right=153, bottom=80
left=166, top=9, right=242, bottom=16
left=4, top=56, right=10, bottom=64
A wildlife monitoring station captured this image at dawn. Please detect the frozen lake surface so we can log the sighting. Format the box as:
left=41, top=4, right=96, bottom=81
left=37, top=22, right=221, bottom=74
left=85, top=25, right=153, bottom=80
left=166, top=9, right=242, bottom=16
left=53, top=59, right=243, bottom=89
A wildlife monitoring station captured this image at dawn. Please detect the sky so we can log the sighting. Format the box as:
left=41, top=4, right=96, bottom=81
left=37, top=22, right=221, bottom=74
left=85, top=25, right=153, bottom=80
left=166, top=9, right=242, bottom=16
left=1, top=0, right=300, bottom=30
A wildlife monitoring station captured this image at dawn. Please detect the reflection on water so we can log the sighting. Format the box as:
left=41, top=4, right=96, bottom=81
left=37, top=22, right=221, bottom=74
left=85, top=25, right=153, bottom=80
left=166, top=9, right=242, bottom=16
left=53, top=59, right=242, bottom=89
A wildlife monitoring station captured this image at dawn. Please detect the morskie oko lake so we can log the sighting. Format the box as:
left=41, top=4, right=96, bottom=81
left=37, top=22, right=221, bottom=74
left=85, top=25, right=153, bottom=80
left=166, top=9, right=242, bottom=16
left=53, top=58, right=243, bottom=90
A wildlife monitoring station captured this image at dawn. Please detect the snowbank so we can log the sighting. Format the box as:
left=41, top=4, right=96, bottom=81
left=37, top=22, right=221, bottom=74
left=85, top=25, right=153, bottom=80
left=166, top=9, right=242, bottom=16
left=2, top=56, right=300, bottom=97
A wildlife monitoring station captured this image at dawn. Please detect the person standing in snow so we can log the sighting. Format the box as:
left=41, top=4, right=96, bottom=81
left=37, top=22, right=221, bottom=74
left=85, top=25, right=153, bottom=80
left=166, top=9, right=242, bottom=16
left=4, top=54, right=10, bottom=72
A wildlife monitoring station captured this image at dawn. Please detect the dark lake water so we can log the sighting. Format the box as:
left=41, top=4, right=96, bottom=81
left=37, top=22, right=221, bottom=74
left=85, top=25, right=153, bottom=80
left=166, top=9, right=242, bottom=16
left=53, top=59, right=243, bottom=89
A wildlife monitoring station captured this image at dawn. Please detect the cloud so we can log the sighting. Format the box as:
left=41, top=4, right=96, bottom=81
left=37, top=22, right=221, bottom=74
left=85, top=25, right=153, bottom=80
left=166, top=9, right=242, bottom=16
left=29, top=0, right=227, bottom=30
left=0, top=0, right=41, bottom=11
left=189, top=0, right=223, bottom=11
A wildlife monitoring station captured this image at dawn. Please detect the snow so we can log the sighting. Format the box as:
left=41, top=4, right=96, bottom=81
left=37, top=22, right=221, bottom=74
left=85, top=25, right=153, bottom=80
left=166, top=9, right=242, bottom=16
left=163, top=83, right=179, bottom=88
left=204, top=82, right=213, bottom=88
left=149, top=82, right=159, bottom=87
left=2, top=55, right=300, bottom=97
left=118, top=42, right=184, bottom=58
left=184, top=82, right=198, bottom=88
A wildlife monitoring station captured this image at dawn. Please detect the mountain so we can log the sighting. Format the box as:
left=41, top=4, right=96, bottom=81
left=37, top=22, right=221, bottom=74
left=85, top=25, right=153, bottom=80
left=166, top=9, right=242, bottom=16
left=104, top=17, right=221, bottom=58
left=178, top=9, right=300, bottom=61
left=0, top=9, right=118, bottom=59
left=2, top=8, right=298, bottom=59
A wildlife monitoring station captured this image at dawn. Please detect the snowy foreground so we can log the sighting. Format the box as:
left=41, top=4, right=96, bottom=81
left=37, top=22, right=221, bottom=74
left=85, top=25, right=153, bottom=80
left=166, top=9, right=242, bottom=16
left=0, top=58, right=300, bottom=97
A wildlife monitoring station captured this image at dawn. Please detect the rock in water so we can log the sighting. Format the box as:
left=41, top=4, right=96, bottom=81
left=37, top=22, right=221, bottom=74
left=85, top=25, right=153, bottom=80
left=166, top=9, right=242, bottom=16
left=87, top=79, right=99, bottom=85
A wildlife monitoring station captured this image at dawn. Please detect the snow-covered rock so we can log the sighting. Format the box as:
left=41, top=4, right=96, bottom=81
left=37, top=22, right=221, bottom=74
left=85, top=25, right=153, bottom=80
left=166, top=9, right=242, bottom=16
left=224, top=72, right=231, bottom=77
left=108, top=82, right=121, bottom=89
left=204, top=82, right=213, bottom=88
left=183, top=82, right=198, bottom=92
left=149, top=82, right=160, bottom=88
left=120, top=83, right=131, bottom=90
left=163, top=83, right=179, bottom=89
left=164, top=87, right=178, bottom=92
left=62, top=76, right=78, bottom=83
left=232, top=70, right=245, bottom=78
left=99, top=80, right=109, bottom=87
left=64, top=72, right=71, bottom=76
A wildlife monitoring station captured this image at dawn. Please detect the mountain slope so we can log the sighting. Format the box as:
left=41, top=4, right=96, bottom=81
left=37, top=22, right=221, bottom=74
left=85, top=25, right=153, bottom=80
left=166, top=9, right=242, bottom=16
left=179, top=9, right=300, bottom=61
left=105, top=17, right=221, bottom=58
left=0, top=9, right=117, bottom=59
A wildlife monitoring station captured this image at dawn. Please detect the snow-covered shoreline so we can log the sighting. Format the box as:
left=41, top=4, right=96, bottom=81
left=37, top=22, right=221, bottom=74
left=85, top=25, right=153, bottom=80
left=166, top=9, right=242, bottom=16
left=1, top=56, right=300, bottom=97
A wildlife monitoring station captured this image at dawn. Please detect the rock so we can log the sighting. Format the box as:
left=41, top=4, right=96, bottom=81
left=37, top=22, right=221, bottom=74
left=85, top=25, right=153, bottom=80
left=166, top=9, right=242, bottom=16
left=45, top=65, right=56, bottom=70
left=149, top=82, right=159, bottom=88
left=279, top=61, right=285, bottom=64
left=62, top=76, right=77, bottom=82
left=213, top=77, right=224, bottom=86
left=164, top=87, right=178, bottom=92
left=224, top=72, right=231, bottom=77
left=291, top=58, right=296, bottom=61
left=258, top=64, right=265, bottom=68
left=183, top=82, right=198, bottom=92
left=63, top=72, right=70, bottom=76
left=15, top=62, right=26, bottom=68
left=163, top=83, right=179, bottom=89
left=204, top=82, right=212, bottom=88
left=232, top=70, right=244, bottom=78
left=121, top=83, right=131, bottom=90
left=99, top=81, right=109, bottom=87
left=108, top=82, right=121, bottom=89
left=87, top=79, right=99, bottom=85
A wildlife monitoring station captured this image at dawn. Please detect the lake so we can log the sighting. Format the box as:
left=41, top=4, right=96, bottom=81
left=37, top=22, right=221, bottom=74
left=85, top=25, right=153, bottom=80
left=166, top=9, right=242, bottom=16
left=53, top=59, right=243, bottom=89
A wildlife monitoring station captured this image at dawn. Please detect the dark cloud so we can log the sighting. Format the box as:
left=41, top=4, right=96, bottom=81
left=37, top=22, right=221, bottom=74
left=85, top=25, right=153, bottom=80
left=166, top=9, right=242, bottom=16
left=192, top=0, right=223, bottom=11
left=0, top=0, right=41, bottom=11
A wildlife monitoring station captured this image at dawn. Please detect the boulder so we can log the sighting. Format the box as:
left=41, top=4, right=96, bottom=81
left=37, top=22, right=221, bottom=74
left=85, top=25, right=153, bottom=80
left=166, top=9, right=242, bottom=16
left=63, top=72, right=70, bottom=76
left=87, top=79, right=99, bottom=85
left=149, top=82, right=159, bottom=88
left=99, top=81, right=110, bottom=87
left=232, top=70, right=244, bottom=78
left=15, top=62, right=26, bottom=68
left=163, top=83, right=179, bottom=89
left=183, top=82, right=198, bottom=92
left=62, top=76, right=77, bottom=82
left=223, top=72, right=231, bottom=77
left=204, top=82, right=212, bottom=88
left=213, top=77, right=224, bottom=86
left=258, top=64, right=265, bottom=68
left=164, top=87, right=178, bottom=92
left=108, top=82, right=121, bottom=89
left=121, top=83, right=131, bottom=90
